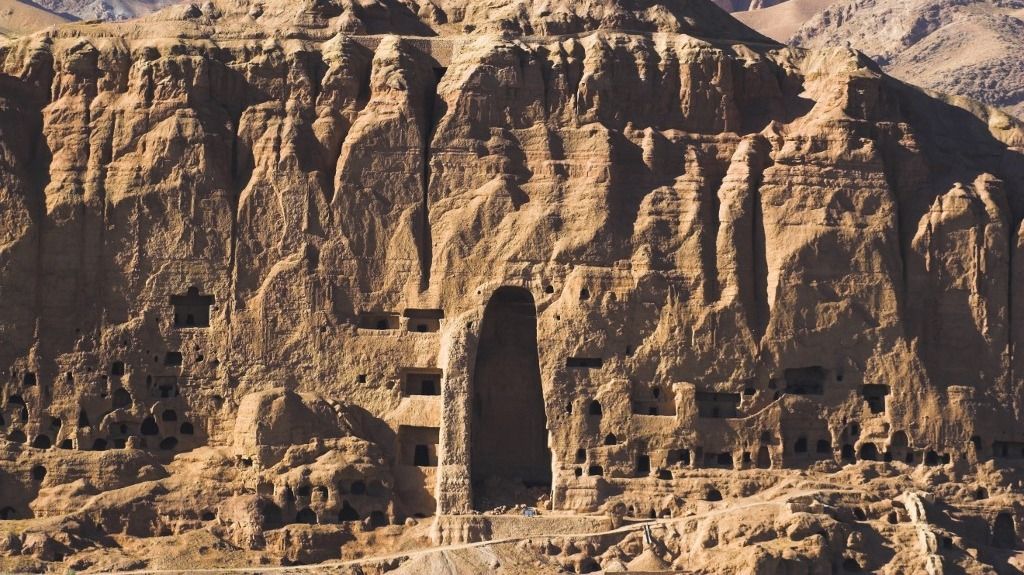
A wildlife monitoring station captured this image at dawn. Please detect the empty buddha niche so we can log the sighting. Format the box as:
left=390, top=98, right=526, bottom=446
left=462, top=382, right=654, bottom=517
left=471, top=287, right=550, bottom=510
left=170, top=286, right=214, bottom=328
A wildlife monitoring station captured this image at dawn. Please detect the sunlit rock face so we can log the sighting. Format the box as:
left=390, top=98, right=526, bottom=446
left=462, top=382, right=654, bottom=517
left=1, top=0, right=1024, bottom=572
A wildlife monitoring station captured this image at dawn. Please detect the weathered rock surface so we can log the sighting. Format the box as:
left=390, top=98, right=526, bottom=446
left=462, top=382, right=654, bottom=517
left=726, top=0, right=1024, bottom=119
left=0, top=0, right=72, bottom=38
left=1, top=0, right=1024, bottom=572
left=35, top=0, right=172, bottom=21
left=793, top=0, right=1024, bottom=119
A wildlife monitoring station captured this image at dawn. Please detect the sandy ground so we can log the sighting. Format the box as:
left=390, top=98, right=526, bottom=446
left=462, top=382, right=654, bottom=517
left=733, top=0, right=838, bottom=42
left=0, top=0, right=70, bottom=37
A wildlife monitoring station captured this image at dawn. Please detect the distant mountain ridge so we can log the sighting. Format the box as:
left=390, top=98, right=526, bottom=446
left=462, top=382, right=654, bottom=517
left=721, top=0, right=1024, bottom=119
left=0, top=0, right=174, bottom=33
left=792, top=0, right=1024, bottom=118
left=0, top=0, right=71, bottom=36
left=711, top=0, right=787, bottom=9
left=730, top=0, right=836, bottom=42
left=30, top=0, right=176, bottom=20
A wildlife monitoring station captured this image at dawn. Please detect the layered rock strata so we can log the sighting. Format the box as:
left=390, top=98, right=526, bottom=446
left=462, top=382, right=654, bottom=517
left=0, top=0, right=1023, bottom=571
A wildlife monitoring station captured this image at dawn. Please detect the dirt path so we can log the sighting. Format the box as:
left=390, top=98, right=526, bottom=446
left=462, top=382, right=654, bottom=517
left=97, top=497, right=796, bottom=575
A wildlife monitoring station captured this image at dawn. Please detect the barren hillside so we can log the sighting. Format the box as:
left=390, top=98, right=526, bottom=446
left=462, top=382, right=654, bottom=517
left=0, top=0, right=70, bottom=37
left=731, top=0, right=836, bottom=41
left=24, top=0, right=174, bottom=22
left=711, top=0, right=787, bottom=10
left=794, top=0, right=1024, bottom=118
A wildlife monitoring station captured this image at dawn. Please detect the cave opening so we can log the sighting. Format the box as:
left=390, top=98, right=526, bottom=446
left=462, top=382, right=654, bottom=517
left=993, top=511, right=1017, bottom=548
left=170, top=286, right=214, bottom=328
left=339, top=500, right=359, bottom=521
left=471, top=287, right=550, bottom=511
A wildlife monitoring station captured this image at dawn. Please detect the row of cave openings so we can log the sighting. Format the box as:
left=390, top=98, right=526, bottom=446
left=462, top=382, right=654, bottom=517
left=2, top=368, right=198, bottom=454
left=357, top=279, right=608, bottom=338
left=453, top=287, right=1024, bottom=512
left=263, top=478, right=391, bottom=530
left=352, top=287, right=1024, bottom=512
left=568, top=428, right=966, bottom=481
left=2, top=400, right=194, bottom=453
left=83, top=370, right=198, bottom=452
left=380, top=338, right=886, bottom=417
left=564, top=365, right=892, bottom=421
left=358, top=309, right=444, bottom=333
left=781, top=428, right=1023, bottom=467
left=1, top=286, right=220, bottom=455
left=555, top=368, right=894, bottom=479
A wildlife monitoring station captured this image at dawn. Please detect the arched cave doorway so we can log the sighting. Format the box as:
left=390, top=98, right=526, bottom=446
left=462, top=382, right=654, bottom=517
left=471, top=287, right=551, bottom=510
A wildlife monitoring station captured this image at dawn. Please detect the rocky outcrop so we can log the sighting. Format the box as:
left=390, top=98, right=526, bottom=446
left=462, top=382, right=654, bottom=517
left=789, top=0, right=1024, bottom=118
left=1, top=0, right=1024, bottom=572
left=0, top=0, right=72, bottom=39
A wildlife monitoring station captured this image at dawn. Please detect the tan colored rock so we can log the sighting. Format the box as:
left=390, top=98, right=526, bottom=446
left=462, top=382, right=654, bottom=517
left=215, top=494, right=267, bottom=550
left=0, top=0, right=71, bottom=39
left=0, top=0, right=1024, bottom=572
left=775, top=0, right=1024, bottom=118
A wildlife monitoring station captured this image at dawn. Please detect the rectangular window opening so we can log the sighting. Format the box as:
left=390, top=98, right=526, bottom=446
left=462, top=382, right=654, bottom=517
left=403, top=369, right=443, bottom=396
left=695, top=392, right=740, bottom=418
left=359, top=312, right=401, bottom=330
left=567, top=357, right=603, bottom=369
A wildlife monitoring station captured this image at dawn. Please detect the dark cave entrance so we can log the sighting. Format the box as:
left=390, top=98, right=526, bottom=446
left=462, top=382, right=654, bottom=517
left=471, top=287, right=551, bottom=511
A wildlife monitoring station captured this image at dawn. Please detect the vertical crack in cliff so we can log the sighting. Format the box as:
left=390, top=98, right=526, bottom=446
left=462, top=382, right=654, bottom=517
left=224, top=57, right=252, bottom=336
left=307, top=51, right=327, bottom=104
left=751, top=152, right=771, bottom=343
left=301, top=49, right=329, bottom=203
left=142, top=66, right=154, bottom=105
left=537, top=45, right=552, bottom=117
left=27, top=70, right=53, bottom=330
left=81, top=69, right=103, bottom=335
left=420, top=65, right=446, bottom=291
left=324, top=61, right=372, bottom=202
left=227, top=114, right=242, bottom=330
left=871, top=123, right=917, bottom=342
left=703, top=160, right=726, bottom=304
left=1009, top=215, right=1019, bottom=387
left=93, top=108, right=116, bottom=329
left=30, top=158, right=45, bottom=331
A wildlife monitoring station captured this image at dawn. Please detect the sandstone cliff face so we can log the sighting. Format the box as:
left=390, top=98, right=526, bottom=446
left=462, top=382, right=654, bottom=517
left=1, top=0, right=1024, bottom=572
